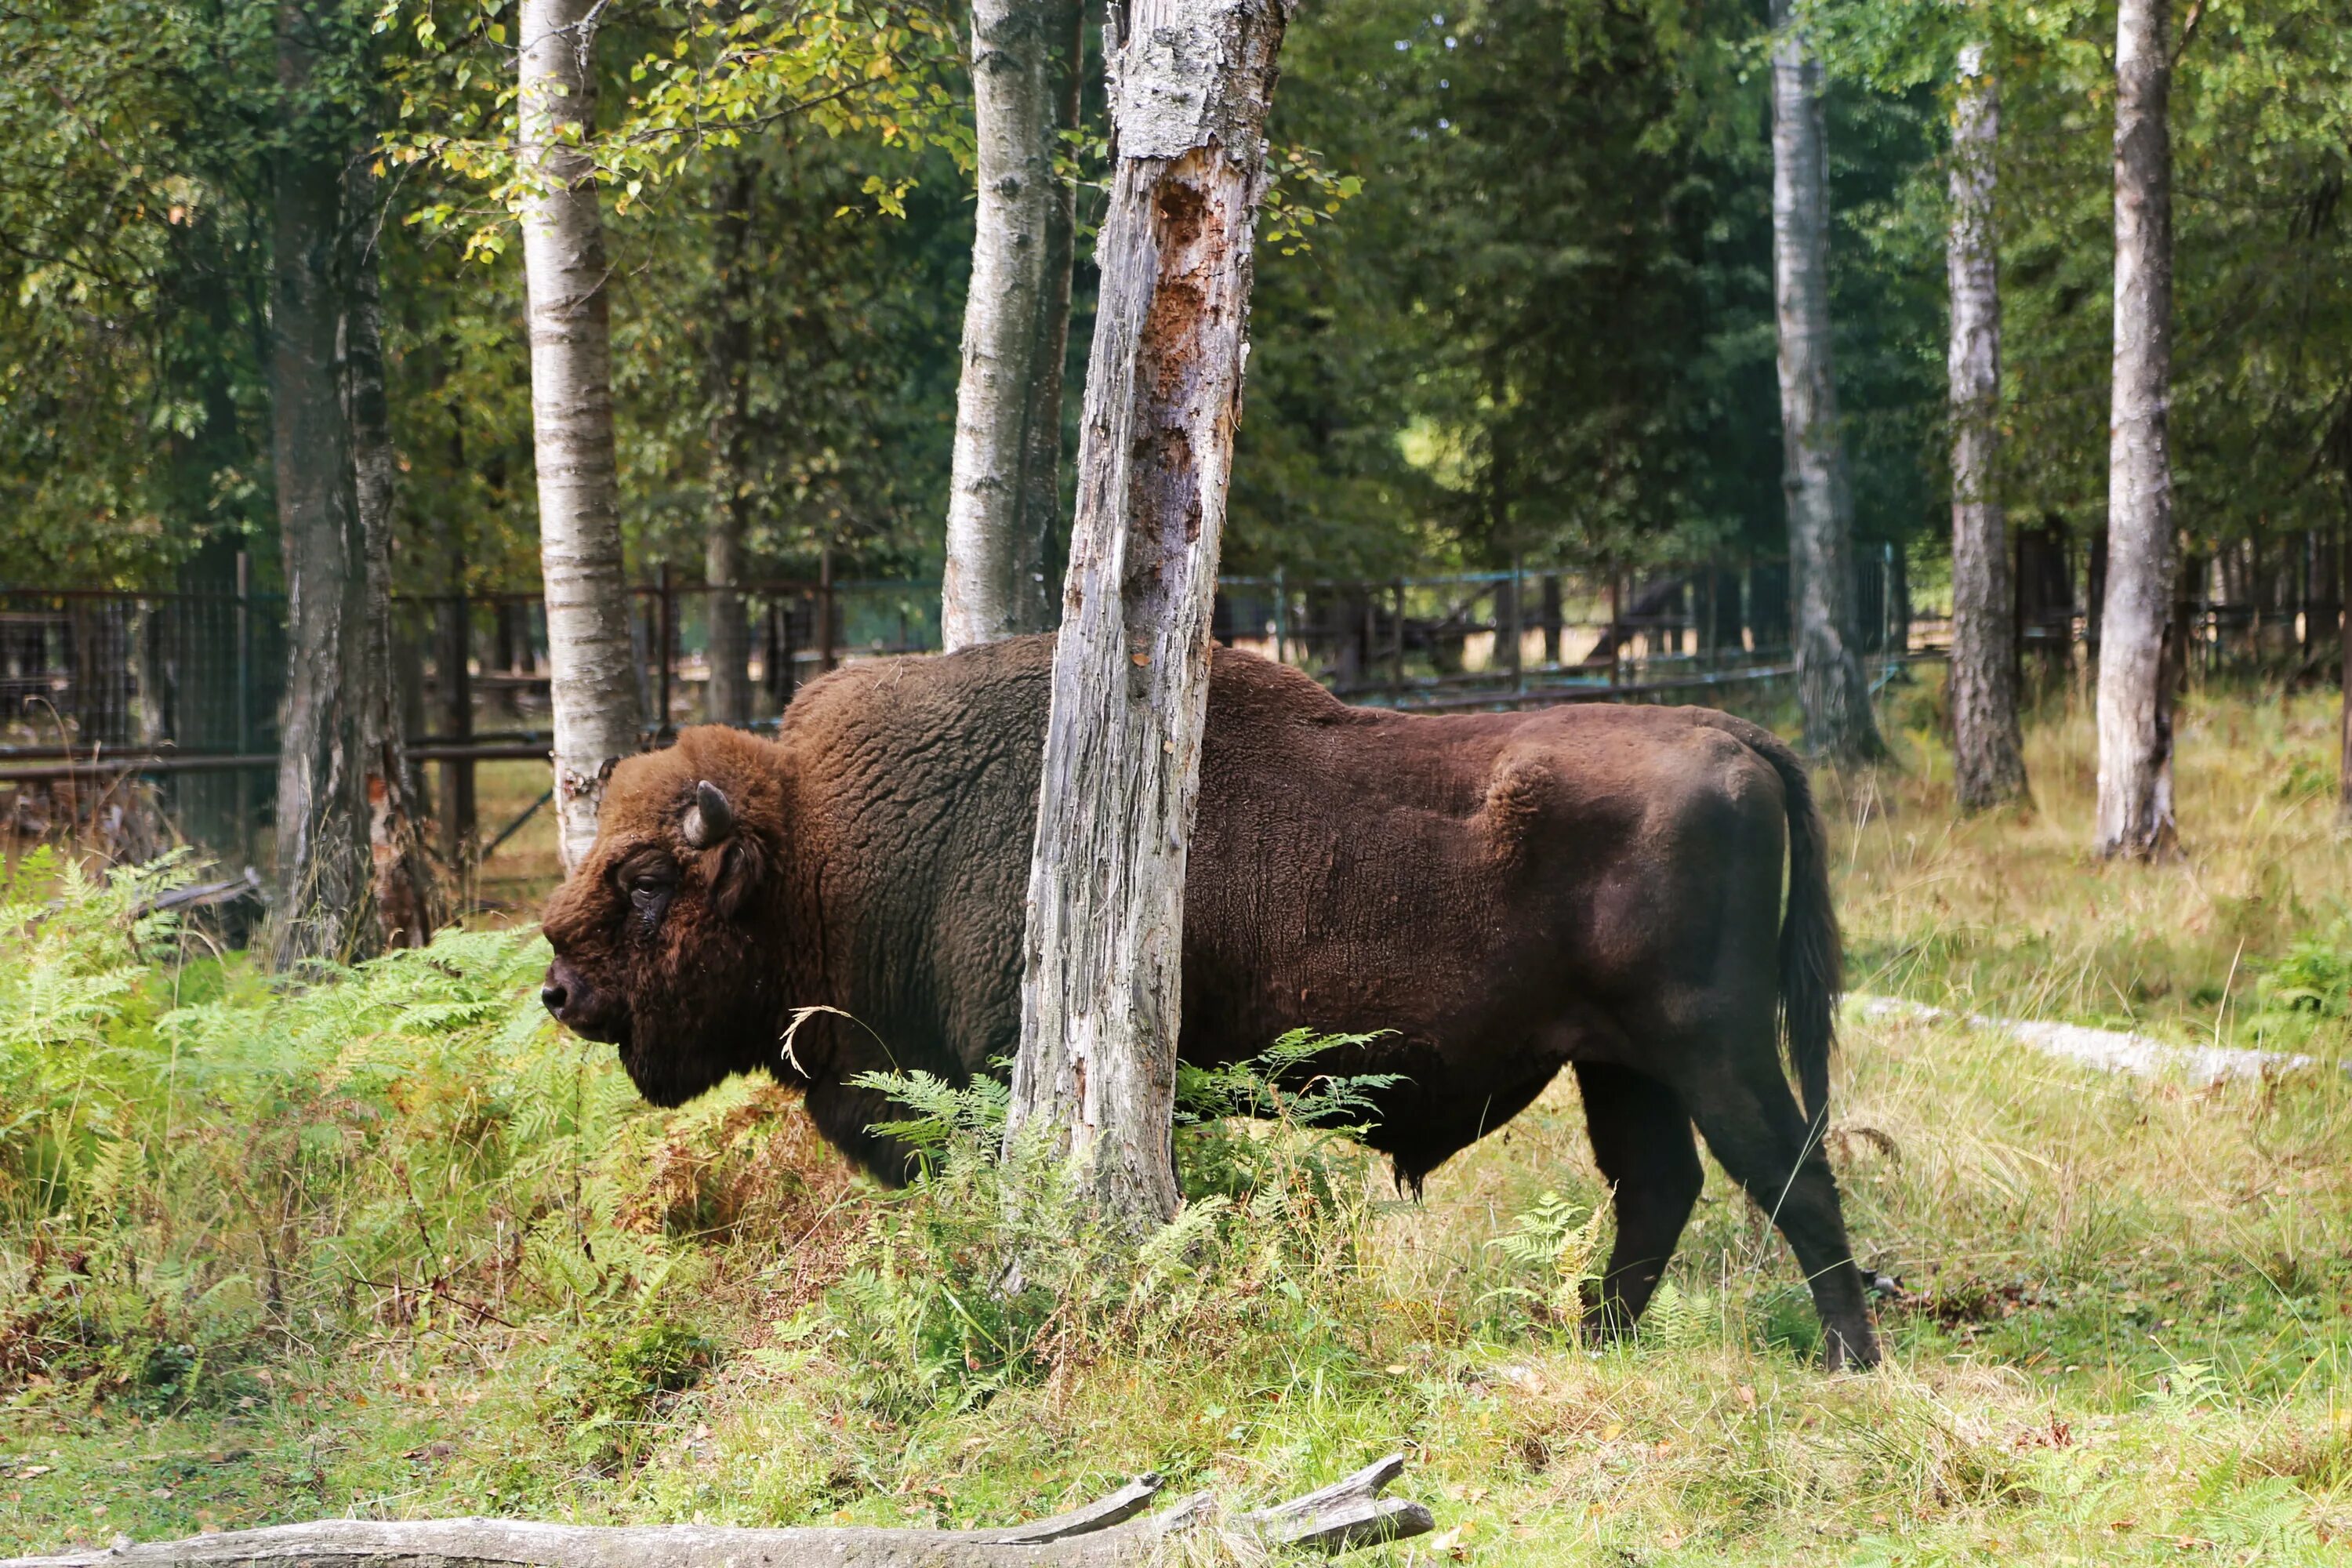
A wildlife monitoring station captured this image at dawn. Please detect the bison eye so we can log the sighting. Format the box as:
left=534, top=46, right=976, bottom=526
left=612, top=853, right=678, bottom=938
left=627, top=877, right=673, bottom=933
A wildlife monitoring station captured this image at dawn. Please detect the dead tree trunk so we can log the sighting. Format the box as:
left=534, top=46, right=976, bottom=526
left=941, top=0, right=1087, bottom=650
left=1946, top=42, right=2027, bottom=811
left=1005, top=0, right=1291, bottom=1230
left=267, top=8, right=434, bottom=963
left=521, top=0, right=642, bottom=870
left=704, top=158, right=757, bottom=727
left=1770, top=0, right=1884, bottom=762
left=0, top=1457, right=1430, bottom=1568
left=2095, top=0, right=2177, bottom=858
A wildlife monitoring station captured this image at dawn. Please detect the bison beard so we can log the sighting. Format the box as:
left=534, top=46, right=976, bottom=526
left=540, top=635, right=1879, bottom=1368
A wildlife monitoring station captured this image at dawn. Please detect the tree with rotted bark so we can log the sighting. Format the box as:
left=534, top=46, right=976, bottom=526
left=1006, top=0, right=1292, bottom=1231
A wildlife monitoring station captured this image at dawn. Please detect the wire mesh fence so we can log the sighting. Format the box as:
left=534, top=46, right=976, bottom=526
left=0, top=551, right=1947, bottom=865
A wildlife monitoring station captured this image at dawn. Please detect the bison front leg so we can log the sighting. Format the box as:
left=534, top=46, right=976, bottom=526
left=1573, top=1062, right=1704, bottom=1339
left=1679, top=1053, right=1878, bottom=1370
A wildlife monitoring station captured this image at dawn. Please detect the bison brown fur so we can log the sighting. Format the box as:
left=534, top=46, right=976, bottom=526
left=540, top=634, right=1879, bottom=1368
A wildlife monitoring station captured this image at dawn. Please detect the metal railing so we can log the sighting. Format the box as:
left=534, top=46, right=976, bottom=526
left=2, top=554, right=1926, bottom=858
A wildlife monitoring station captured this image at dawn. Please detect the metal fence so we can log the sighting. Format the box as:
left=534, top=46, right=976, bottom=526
left=1, top=553, right=1933, bottom=861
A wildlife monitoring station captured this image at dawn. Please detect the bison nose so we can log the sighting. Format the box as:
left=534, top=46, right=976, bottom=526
left=542, top=957, right=584, bottom=1022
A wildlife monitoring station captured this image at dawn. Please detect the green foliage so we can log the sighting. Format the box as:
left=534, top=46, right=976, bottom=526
left=2249, top=924, right=2352, bottom=1047
left=0, top=853, right=762, bottom=1414
left=1479, top=1189, right=1606, bottom=1328
left=545, top=1320, right=720, bottom=1471
left=817, top=1040, right=1394, bottom=1421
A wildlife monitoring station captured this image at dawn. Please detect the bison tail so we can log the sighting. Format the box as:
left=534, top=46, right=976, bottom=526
left=1708, top=718, right=1842, bottom=1130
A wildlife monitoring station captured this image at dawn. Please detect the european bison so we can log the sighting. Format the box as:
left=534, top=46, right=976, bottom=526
left=541, top=634, right=1878, bottom=1367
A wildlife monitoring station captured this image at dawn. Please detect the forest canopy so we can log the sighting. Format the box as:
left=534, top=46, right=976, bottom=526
left=4, top=0, right=2340, bottom=603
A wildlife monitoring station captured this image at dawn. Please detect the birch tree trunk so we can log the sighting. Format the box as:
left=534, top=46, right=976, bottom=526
left=1946, top=42, right=2026, bottom=811
left=2095, top=0, right=2177, bottom=858
left=1770, top=0, right=1884, bottom=762
left=521, top=0, right=641, bottom=869
left=939, top=0, right=1087, bottom=650
left=1005, top=0, right=1292, bottom=1230
left=267, top=4, right=434, bottom=964
left=704, top=159, right=757, bottom=727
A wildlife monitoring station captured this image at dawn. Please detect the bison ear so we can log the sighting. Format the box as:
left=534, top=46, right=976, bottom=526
left=711, top=834, right=765, bottom=920
left=682, top=779, right=735, bottom=849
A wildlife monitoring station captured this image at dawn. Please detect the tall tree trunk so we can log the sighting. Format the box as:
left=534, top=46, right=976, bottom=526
left=2340, top=514, right=2351, bottom=827
left=1769, top=0, right=1883, bottom=762
left=704, top=159, right=757, bottom=727
left=521, top=0, right=641, bottom=869
left=940, top=0, right=1086, bottom=650
left=268, top=3, right=434, bottom=962
left=2095, top=0, right=2176, bottom=858
left=1946, top=42, right=2026, bottom=811
left=1005, top=0, right=1291, bottom=1229
left=346, top=183, right=437, bottom=943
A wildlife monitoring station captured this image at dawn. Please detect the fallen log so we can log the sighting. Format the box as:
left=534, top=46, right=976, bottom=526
left=2, top=1454, right=1432, bottom=1568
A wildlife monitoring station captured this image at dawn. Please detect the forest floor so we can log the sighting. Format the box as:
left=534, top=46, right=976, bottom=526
left=0, top=674, right=2347, bottom=1566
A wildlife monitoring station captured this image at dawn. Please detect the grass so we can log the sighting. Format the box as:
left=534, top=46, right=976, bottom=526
left=1846, top=673, right=2352, bottom=1059
left=2, top=676, right=2349, bottom=1565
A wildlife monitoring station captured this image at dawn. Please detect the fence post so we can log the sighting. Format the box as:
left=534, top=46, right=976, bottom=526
left=655, top=561, right=675, bottom=741
left=1506, top=558, right=1524, bottom=692
left=1609, top=571, right=1623, bottom=686
left=1272, top=564, right=1287, bottom=665
left=1390, top=579, right=1406, bottom=702
left=444, top=589, right=477, bottom=862
left=234, top=550, right=253, bottom=865
left=818, top=547, right=837, bottom=673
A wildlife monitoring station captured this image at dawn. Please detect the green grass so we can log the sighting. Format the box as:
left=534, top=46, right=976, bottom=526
left=3, top=681, right=2351, bottom=1564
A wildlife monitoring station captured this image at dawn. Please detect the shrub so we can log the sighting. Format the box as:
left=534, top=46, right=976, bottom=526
left=0, top=853, right=775, bottom=1410
left=815, top=1038, right=1396, bottom=1421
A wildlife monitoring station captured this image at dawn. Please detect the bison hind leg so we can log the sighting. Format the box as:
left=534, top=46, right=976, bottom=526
left=1573, top=1062, right=1704, bottom=1340
left=1677, top=1048, right=1879, bottom=1370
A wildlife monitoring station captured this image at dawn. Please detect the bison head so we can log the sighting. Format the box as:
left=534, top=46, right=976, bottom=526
left=540, top=726, right=794, bottom=1106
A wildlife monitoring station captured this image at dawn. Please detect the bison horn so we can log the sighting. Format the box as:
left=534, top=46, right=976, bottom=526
left=682, top=779, right=735, bottom=848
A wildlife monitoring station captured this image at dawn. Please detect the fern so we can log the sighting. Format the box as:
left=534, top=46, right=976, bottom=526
left=1483, top=1189, right=1606, bottom=1327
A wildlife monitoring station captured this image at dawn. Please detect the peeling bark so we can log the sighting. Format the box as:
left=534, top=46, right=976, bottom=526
left=521, top=0, right=642, bottom=869
left=1946, top=42, right=2026, bottom=811
left=941, top=0, right=1087, bottom=650
left=1007, top=0, right=1291, bottom=1229
left=1769, top=0, right=1884, bottom=763
left=2096, top=0, right=2177, bottom=858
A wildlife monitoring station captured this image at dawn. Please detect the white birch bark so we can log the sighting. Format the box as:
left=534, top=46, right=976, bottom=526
left=1770, top=0, right=1884, bottom=762
left=1946, top=42, right=2026, bottom=810
left=2095, top=0, right=2178, bottom=857
left=940, top=0, right=1086, bottom=650
left=521, top=0, right=641, bottom=870
left=1006, top=0, right=1292, bottom=1229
